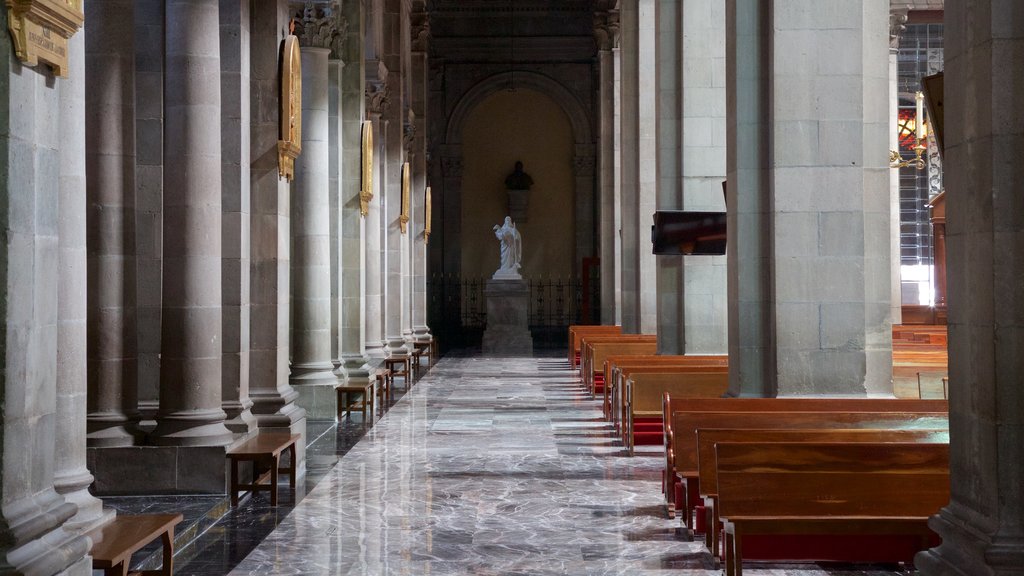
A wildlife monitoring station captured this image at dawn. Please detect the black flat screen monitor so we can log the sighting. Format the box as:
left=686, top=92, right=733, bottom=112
left=651, top=211, right=727, bottom=255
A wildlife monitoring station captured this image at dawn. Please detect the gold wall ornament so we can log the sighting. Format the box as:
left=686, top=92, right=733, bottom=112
left=6, top=0, right=85, bottom=77
left=424, top=186, right=432, bottom=245
left=359, top=120, right=373, bottom=216
left=278, top=34, right=302, bottom=181
left=399, top=161, right=410, bottom=234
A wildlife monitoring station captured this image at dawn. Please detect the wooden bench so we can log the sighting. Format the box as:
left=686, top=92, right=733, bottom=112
left=697, top=428, right=949, bottom=558
left=568, top=325, right=621, bottom=369
left=579, top=336, right=656, bottom=394
left=338, top=381, right=375, bottom=422
left=376, top=368, right=393, bottom=413
left=227, top=433, right=300, bottom=506
left=384, top=355, right=412, bottom=390
left=661, top=397, right=948, bottom=518
left=604, top=355, right=727, bottom=422
left=717, top=442, right=949, bottom=576
left=90, top=513, right=183, bottom=576
left=622, top=370, right=729, bottom=455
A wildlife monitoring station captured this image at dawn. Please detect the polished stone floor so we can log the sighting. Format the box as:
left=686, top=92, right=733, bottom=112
left=202, top=355, right=916, bottom=576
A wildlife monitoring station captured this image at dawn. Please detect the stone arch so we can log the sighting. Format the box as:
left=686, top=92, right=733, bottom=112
left=438, top=70, right=596, bottom=274
left=445, top=70, right=594, bottom=147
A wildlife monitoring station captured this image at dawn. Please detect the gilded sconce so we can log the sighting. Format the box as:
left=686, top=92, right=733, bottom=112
left=399, top=162, right=411, bottom=233
left=360, top=120, right=374, bottom=216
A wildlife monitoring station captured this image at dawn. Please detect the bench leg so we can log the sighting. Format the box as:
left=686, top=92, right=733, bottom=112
left=289, top=443, right=297, bottom=502
left=160, top=527, right=174, bottom=576
left=271, top=453, right=280, bottom=506
left=230, top=459, right=239, bottom=506
left=104, top=561, right=130, bottom=576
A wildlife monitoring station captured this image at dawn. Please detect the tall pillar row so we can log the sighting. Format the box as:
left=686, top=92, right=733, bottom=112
left=410, top=4, right=432, bottom=345
left=153, top=0, right=232, bottom=446
left=917, top=1, right=1024, bottom=574
left=56, top=8, right=114, bottom=532
left=290, top=28, right=341, bottom=419
left=364, top=64, right=389, bottom=359
left=594, top=8, right=619, bottom=326
left=248, top=0, right=306, bottom=454
left=618, top=0, right=658, bottom=335
left=725, top=0, right=892, bottom=397
left=220, top=0, right=256, bottom=433
left=85, top=0, right=139, bottom=448
left=0, top=4, right=92, bottom=572
left=654, top=0, right=728, bottom=356
left=339, top=0, right=373, bottom=383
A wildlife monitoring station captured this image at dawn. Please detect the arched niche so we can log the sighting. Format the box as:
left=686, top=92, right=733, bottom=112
left=436, top=70, right=597, bottom=280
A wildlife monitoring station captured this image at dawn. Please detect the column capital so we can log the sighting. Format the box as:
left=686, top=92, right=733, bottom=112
left=292, top=1, right=348, bottom=58
left=366, top=60, right=392, bottom=115
left=889, top=8, right=908, bottom=50
left=411, top=10, right=431, bottom=53
left=593, top=10, right=620, bottom=51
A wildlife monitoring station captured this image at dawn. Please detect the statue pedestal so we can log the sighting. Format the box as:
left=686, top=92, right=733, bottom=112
left=507, top=188, right=529, bottom=223
left=482, top=279, right=533, bottom=356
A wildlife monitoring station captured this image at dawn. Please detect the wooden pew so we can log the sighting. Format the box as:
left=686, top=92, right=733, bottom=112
left=622, top=370, right=729, bottom=455
left=89, top=513, right=184, bottom=576
left=568, top=325, right=620, bottom=369
left=667, top=408, right=948, bottom=525
left=579, top=336, right=656, bottom=394
left=604, top=355, right=727, bottom=423
left=717, top=442, right=949, bottom=576
left=697, top=428, right=949, bottom=558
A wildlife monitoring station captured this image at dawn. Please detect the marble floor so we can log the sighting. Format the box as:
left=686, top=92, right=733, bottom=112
left=214, top=355, right=915, bottom=576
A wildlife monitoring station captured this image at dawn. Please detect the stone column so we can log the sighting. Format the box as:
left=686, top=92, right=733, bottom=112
left=56, top=14, right=113, bottom=532
left=364, top=62, right=389, bottom=358
left=220, top=0, right=255, bottom=433
left=916, top=2, right=1024, bottom=574
left=726, top=0, right=892, bottom=397
left=153, top=0, right=233, bottom=446
left=410, top=10, right=432, bottom=344
left=595, top=9, right=619, bottom=326
left=329, top=56, right=344, bottom=374
left=290, top=40, right=341, bottom=419
left=85, top=0, right=139, bottom=447
left=248, top=0, right=306, bottom=450
left=655, top=0, right=728, bottom=355
left=889, top=9, right=906, bottom=325
left=618, top=0, right=658, bottom=334
left=382, top=0, right=408, bottom=358
left=134, top=0, right=164, bottom=422
left=339, top=0, right=372, bottom=383
left=0, top=10, right=92, bottom=573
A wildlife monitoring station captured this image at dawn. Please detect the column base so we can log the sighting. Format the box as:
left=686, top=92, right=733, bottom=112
left=87, top=442, right=253, bottom=495
left=365, top=342, right=387, bottom=359
left=223, top=399, right=257, bottom=433
left=54, top=467, right=115, bottom=533
left=916, top=502, right=1008, bottom=576
left=340, top=354, right=373, bottom=384
left=86, top=417, right=140, bottom=448
left=150, top=409, right=234, bottom=447
left=293, top=383, right=342, bottom=421
left=413, top=324, right=432, bottom=342
left=386, top=335, right=410, bottom=357
left=2, top=489, right=91, bottom=575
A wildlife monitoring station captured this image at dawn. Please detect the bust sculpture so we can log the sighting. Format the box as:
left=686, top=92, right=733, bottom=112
left=504, top=161, right=534, bottom=190
left=492, top=216, right=522, bottom=280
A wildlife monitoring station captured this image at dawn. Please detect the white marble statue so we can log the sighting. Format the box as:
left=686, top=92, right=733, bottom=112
left=492, top=216, right=522, bottom=280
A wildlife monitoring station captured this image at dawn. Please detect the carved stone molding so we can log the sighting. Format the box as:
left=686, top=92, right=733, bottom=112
left=441, top=156, right=463, bottom=179
left=292, top=1, right=340, bottom=52
left=593, top=10, right=620, bottom=51
left=890, top=9, right=909, bottom=50
left=366, top=60, right=392, bottom=115
left=573, top=155, right=596, bottom=178
left=411, top=11, right=430, bottom=53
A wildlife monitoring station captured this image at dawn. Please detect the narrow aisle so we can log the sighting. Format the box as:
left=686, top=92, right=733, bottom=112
left=227, top=356, right=710, bottom=575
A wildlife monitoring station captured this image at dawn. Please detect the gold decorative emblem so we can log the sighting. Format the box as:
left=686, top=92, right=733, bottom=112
left=6, top=0, right=85, bottom=77
left=278, top=34, right=302, bottom=181
left=424, top=186, right=432, bottom=245
left=399, top=162, right=410, bottom=234
left=359, top=120, right=373, bottom=216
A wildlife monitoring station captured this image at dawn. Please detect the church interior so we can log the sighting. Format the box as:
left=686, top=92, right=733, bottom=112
left=1, top=0, right=1021, bottom=574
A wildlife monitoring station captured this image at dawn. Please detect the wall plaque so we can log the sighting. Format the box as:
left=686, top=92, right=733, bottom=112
left=6, top=0, right=84, bottom=77
left=278, top=34, right=302, bottom=181
left=399, top=161, right=410, bottom=233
